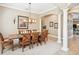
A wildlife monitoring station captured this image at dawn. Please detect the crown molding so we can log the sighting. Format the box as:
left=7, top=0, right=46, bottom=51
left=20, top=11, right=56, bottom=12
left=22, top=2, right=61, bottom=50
left=0, top=4, right=57, bottom=15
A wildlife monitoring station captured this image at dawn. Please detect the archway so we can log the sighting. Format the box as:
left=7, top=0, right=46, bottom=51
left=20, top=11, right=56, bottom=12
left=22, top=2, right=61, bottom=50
left=68, top=5, right=79, bottom=54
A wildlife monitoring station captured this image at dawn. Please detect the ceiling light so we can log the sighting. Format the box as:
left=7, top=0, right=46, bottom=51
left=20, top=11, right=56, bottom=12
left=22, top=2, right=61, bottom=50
left=28, top=3, right=36, bottom=23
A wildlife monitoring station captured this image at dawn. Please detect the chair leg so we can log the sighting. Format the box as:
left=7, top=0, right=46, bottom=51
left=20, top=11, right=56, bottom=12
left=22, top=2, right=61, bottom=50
left=47, top=37, right=48, bottom=41
left=40, top=42, right=42, bottom=45
left=32, top=42, right=33, bottom=48
left=22, top=45, right=24, bottom=52
left=37, top=41, right=39, bottom=46
left=12, top=44, right=14, bottom=51
left=29, top=44, right=31, bottom=49
left=1, top=45, right=4, bottom=54
left=10, top=40, right=14, bottom=51
left=39, top=40, right=42, bottom=45
left=44, top=40, right=46, bottom=44
left=19, top=44, right=21, bottom=48
left=18, top=41, right=21, bottom=48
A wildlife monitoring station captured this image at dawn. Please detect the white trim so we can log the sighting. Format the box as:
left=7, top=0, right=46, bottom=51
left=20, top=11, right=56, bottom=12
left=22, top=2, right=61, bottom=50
left=58, top=14, right=62, bottom=43
left=0, top=4, right=57, bottom=14
left=39, top=7, right=57, bottom=14
left=62, top=9, right=69, bottom=52
left=0, top=4, right=38, bottom=14
left=39, top=18, right=41, bottom=32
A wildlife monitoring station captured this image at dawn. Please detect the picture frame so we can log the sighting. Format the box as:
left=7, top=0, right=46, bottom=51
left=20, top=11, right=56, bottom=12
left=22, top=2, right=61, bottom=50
left=18, top=16, right=29, bottom=29
left=49, top=22, right=53, bottom=27
left=54, top=23, right=58, bottom=29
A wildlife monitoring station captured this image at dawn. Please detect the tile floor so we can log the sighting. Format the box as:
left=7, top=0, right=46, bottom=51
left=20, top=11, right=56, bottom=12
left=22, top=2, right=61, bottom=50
left=0, top=36, right=79, bottom=55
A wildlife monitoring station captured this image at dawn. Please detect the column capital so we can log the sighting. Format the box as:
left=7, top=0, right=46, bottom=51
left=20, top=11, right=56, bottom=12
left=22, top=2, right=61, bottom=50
left=62, top=8, right=69, bottom=12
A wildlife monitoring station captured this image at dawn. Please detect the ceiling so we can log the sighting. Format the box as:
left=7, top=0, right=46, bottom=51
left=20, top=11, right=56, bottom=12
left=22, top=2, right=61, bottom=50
left=0, top=3, right=79, bottom=14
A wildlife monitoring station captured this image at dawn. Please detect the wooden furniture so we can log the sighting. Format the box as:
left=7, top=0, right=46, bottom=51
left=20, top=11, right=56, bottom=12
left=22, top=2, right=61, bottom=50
left=0, top=32, right=14, bottom=54
left=32, top=30, right=37, bottom=33
left=31, top=32, right=39, bottom=48
left=19, top=33, right=31, bottom=52
left=44, top=30, right=48, bottom=41
left=39, top=30, right=48, bottom=44
left=9, top=34, right=23, bottom=39
left=8, top=34, right=23, bottom=48
left=39, top=31, right=46, bottom=44
left=18, top=29, right=31, bottom=35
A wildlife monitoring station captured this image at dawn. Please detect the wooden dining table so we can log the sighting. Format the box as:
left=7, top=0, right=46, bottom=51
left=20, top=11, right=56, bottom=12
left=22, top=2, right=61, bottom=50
left=7, top=32, right=41, bottom=40
left=8, top=34, right=23, bottom=39
left=7, top=32, right=42, bottom=46
left=5, top=34, right=23, bottom=48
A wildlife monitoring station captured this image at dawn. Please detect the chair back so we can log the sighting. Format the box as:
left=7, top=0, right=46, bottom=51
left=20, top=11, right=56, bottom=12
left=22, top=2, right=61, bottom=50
left=44, top=30, right=48, bottom=37
left=41, top=30, right=48, bottom=38
left=27, top=30, right=31, bottom=34
left=31, top=32, right=39, bottom=41
left=22, top=33, right=31, bottom=42
left=31, top=30, right=37, bottom=33
left=18, top=29, right=32, bottom=35
left=41, top=31, right=45, bottom=39
left=0, top=32, right=4, bottom=41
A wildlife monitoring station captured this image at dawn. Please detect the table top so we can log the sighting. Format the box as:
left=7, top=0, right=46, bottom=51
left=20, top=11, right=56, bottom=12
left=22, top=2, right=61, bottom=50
left=7, top=32, right=41, bottom=39
left=8, top=34, right=23, bottom=39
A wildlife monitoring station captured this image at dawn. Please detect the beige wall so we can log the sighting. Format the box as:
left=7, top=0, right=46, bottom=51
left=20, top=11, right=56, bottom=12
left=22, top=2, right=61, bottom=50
left=1, top=5, right=73, bottom=39
left=0, top=6, right=40, bottom=36
left=42, top=14, right=58, bottom=37
left=40, top=8, right=62, bottom=38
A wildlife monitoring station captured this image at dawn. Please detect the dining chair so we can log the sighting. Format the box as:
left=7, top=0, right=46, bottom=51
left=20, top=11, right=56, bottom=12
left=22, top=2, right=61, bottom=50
left=0, top=32, right=14, bottom=54
left=32, top=29, right=37, bottom=33
left=27, top=30, right=31, bottom=34
left=31, top=32, right=39, bottom=48
left=44, top=30, right=48, bottom=41
left=39, top=31, right=46, bottom=45
left=19, top=33, right=31, bottom=52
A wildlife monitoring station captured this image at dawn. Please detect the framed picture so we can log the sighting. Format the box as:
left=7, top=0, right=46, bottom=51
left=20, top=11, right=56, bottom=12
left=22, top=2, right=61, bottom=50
left=49, top=22, right=53, bottom=27
left=18, top=16, right=29, bottom=29
left=54, top=23, right=58, bottom=29
left=42, top=25, right=46, bottom=29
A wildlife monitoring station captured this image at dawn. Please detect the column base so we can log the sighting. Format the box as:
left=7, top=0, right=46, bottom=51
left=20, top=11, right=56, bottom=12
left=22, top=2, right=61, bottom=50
left=61, top=47, right=69, bottom=52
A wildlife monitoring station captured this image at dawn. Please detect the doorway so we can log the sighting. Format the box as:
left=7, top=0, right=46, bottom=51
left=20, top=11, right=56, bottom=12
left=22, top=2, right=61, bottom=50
left=68, top=13, right=79, bottom=54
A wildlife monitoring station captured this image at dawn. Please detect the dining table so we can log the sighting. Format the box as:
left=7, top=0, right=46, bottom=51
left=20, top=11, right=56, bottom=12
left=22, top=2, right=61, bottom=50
left=6, top=32, right=42, bottom=46
left=8, top=34, right=23, bottom=39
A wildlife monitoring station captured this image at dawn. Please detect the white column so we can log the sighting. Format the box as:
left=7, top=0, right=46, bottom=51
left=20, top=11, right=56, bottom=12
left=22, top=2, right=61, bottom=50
left=39, top=18, right=42, bottom=32
left=57, top=14, right=62, bottom=43
left=61, top=9, right=69, bottom=52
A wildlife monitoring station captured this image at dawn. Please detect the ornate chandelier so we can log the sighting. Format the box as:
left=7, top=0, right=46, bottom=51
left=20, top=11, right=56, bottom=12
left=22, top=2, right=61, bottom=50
left=28, top=3, right=36, bottom=23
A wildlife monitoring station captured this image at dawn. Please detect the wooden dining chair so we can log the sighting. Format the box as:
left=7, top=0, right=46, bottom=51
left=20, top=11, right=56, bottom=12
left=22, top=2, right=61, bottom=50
left=31, top=32, right=39, bottom=48
left=0, top=32, right=14, bottom=54
left=39, top=31, right=46, bottom=45
left=44, top=30, right=48, bottom=41
left=19, top=33, right=31, bottom=52
left=27, top=30, right=31, bottom=34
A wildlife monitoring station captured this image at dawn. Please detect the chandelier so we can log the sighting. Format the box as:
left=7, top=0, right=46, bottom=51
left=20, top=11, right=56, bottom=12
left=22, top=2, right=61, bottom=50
left=28, top=3, right=36, bottom=23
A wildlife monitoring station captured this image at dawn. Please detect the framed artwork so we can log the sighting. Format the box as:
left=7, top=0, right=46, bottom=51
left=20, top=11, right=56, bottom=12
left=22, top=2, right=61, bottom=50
left=54, top=23, right=58, bottom=29
left=49, top=22, right=53, bottom=27
left=18, top=16, right=29, bottom=29
left=42, top=25, right=46, bottom=29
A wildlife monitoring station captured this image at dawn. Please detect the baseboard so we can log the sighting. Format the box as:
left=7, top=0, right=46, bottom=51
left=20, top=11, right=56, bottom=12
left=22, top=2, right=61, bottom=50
left=48, top=34, right=73, bottom=39
left=68, top=35, right=73, bottom=39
